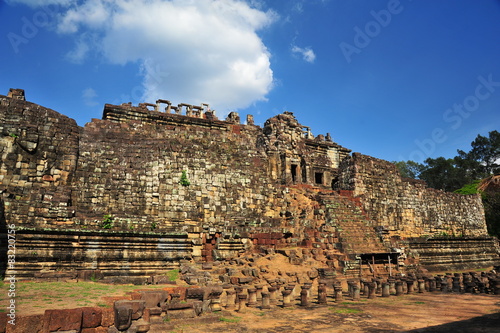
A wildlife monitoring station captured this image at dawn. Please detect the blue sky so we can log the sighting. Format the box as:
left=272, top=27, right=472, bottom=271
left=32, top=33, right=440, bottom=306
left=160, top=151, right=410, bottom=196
left=1, top=0, right=499, bottom=163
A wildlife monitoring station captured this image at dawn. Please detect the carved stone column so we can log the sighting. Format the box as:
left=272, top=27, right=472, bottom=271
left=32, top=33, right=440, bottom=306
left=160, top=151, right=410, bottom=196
left=247, top=288, right=257, bottom=307
left=395, top=280, right=404, bottom=296
left=255, top=284, right=264, bottom=301
left=418, top=280, right=426, bottom=293
left=368, top=282, right=377, bottom=299
left=237, top=294, right=247, bottom=313
left=334, top=284, right=343, bottom=302
left=352, top=284, right=361, bottom=301
left=268, top=286, right=278, bottom=305
left=406, top=279, right=414, bottom=294
left=282, top=289, right=292, bottom=308
left=261, top=291, right=271, bottom=309
left=382, top=282, right=390, bottom=297
left=225, top=289, right=236, bottom=310
left=318, top=283, right=327, bottom=304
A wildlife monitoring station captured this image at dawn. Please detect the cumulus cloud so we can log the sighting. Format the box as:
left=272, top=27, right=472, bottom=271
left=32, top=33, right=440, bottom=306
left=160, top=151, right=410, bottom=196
left=82, top=87, right=98, bottom=106
left=48, top=0, right=276, bottom=113
left=291, top=45, right=316, bottom=63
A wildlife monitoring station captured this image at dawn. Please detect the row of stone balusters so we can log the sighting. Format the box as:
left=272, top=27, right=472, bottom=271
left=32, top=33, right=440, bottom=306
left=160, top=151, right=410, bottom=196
left=218, top=271, right=500, bottom=311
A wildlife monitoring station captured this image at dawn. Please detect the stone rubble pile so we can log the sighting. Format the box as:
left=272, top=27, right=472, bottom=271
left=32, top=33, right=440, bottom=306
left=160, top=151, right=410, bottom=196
left=104, top=266, right=500, bottom=332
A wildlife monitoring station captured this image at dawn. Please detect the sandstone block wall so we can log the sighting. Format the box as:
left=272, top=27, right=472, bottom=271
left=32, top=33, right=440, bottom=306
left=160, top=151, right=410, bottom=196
left=336, top=153, right=488, bottom=238
left=0, top=94, right=79, bottom=228
left=0, top=90, right=497, bottom=278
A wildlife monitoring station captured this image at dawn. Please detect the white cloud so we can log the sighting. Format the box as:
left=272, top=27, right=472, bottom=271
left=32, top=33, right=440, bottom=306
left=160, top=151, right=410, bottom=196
left=292, top=2, right=304, bottom=13
left=66, top=34, right=92, bottom=63
left=52, top=0, right=277, bottom=113
left=291, top=45, right=316, bottom=63
left=82, top=87, right=98, bottom=107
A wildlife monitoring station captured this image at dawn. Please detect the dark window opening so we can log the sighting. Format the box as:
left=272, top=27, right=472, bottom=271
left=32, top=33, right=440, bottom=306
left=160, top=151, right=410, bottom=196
left=301, top=158, right=307, bottom=183
left=315, top=172, right=324, bottom=185
left=291, top=164, right=298, bottom=182
left=331, top=176, right=339, bottom=190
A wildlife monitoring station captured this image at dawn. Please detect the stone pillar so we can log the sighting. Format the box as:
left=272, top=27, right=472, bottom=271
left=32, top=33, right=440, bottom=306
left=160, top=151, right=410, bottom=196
left=492, top=278, right=500, bottom=295
left=247, top=288, right=257, bottom=307
left=303, top=283, right=312, bottom=299
left=382, top=282, right=390, bottom=297
left=429, top=277, right=437, bottom=292
left=440, top=279, right=449, bottom=293
left=261, top=291, right=271, bottom=309
left=406, top=280, right=414, bottom=294
left=209, top=288, right=223, bottom=311
left=463, top=274, right=473, bottom=293
left=452, top=274, right=461, bottom=293
left=255, top=285, right=264, bottom=301
left=225, top=289, right=236, bottom=310
left=362, top=280, right=370, bottom=296
left=446, top=273, right=453, bottom=291
left=388, top=279, right=396, bottom=295
left=368, top=282, right=377, bottom=299
left=300, top=287, right=310, bottom=307
left=334, top=284, right=343, bottom=302
left=395, top=281, right=404, bottom=296
left=418, top=280, right=425, bottom=294
left=375, top=278, right=382, bottom=295
left=268, top=286, right=278, bottom=305
left=352, top=284, right=361, bottom=301
left=237, top=294, right=247, bottom=313
left=318, top=283, right=327, bottom=304
left=282, top=289, right=293, bottom=308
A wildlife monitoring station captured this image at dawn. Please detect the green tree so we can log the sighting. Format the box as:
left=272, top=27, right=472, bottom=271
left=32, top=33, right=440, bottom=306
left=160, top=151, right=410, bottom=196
left=393, top=160, right=425, bottom=179
left=419, top=157, right=466, bottom=192
left=457, top=130, right=500, bottom=176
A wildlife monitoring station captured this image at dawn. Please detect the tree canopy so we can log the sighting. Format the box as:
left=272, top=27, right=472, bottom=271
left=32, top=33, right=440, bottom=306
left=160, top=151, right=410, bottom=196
left=394, top=130, right=500, bottom=191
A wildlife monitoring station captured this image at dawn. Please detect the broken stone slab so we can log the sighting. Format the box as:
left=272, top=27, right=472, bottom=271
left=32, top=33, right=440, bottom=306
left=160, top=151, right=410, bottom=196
left=43, top=308, right=83, bottom=333
left=82, top=307, right=103, bottom=328
left=114, top=300, right=146, bottom=321
left=134, top=318, right=151, bottom=333
left=238, top=276, right=253, bottom=284
left=140, top=290, right=168, bottom=309
left=113, top=305, right=132, bottom=331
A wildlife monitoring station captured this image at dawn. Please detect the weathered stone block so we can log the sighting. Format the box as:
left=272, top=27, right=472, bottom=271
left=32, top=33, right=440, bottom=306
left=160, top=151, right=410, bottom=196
left=113, top=306, right=132, bottom=331
left=43, top=308, right=83, bottom=332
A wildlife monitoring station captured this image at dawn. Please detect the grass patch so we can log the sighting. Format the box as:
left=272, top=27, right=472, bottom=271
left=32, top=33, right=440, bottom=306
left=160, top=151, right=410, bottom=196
left=166, top=269, right=179, bottom=282
left=414, top=301, right=426, bottom=305
left=0, top=280, right=159, bottom=315
left=219, top=316, right=241, bottom=323
left=330, top=307, right=363, bottom=314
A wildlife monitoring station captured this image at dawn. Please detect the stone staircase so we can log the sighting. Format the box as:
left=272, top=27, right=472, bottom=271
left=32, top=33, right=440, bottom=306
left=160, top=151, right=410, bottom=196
left=321, top=193, right=388, bottom=256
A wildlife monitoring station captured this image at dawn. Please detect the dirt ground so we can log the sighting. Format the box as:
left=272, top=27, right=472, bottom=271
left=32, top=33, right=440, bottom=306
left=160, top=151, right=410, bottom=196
left=2, top=279, right=499, bottom=332
left=157, top=293, right=500, bottom=333
left=2, top=253, right=499, bottom=332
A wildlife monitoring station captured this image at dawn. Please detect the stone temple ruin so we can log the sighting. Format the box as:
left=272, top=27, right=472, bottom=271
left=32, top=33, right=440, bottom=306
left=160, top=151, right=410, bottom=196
left=1, top=88, right=499, bottom=282
left=2, top=88, right=500, bottom=332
